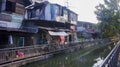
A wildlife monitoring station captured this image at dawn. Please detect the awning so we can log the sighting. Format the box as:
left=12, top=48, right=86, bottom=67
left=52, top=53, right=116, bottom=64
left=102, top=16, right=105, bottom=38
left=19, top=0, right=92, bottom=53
left=48, top=31, right=68, bottom=36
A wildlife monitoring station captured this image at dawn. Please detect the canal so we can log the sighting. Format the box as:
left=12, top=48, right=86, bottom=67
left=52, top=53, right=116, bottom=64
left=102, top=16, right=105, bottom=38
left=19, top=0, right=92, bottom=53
left=21, top=43, right=114, bottom=67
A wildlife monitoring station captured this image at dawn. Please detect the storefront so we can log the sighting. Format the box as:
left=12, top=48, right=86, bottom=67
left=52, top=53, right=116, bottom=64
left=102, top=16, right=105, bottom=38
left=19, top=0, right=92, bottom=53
left=32, top=27, right=68, bottom=45
left=48, top=31, right=68, bottom=44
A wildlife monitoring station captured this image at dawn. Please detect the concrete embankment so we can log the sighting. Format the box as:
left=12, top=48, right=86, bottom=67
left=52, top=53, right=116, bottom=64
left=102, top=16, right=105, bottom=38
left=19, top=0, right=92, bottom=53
left=0, top=40, right=112, bottom=67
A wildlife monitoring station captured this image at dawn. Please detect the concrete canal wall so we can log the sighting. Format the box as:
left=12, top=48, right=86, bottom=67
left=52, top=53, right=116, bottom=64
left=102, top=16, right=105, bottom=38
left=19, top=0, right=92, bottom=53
left=0, top=39, right=112, bottom=67
left=1, top=54, right=53, bottom=67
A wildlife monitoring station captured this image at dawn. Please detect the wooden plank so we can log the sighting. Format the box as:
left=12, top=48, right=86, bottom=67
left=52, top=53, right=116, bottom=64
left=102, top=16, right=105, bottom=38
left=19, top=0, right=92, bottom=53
left=15, top=3, right=25, bottom=15
left=8, top=0, right=17, bottom=2
left=0, top=13, right=12, bottom=22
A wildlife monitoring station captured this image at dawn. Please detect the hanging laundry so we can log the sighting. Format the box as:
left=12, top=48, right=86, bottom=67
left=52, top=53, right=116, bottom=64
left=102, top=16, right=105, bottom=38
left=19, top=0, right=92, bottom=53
left=9, top=35, right=13, bottom=45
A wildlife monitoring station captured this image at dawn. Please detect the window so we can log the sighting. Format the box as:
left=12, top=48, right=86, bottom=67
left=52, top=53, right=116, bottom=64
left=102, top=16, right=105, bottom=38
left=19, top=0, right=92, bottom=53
left=17, top=37, right=24, bottom=47
left=5, top=1, right=15, bottom=13
left=0, top=0, right=6, bottom=12
left=63, top=9, right=68, bottom=21
left=0, top=34, right=8, bottom=49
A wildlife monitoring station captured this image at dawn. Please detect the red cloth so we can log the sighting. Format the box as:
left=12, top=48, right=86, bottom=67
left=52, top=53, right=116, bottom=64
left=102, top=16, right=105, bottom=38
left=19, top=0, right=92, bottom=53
left=59, top=36, right=65, bottom=44
left=18, top=52, right=24, bottom=57
left=60, top=36, right=65, bottom=41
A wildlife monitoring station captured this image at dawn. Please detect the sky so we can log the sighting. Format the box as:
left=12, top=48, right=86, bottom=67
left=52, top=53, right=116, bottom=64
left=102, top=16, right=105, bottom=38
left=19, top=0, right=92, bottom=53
left=33, top=0, right=104, bottom=23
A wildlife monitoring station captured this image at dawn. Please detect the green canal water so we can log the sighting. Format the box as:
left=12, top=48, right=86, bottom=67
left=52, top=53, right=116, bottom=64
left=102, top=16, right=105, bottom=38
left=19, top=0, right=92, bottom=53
left=21, top=43, right=114, bottom=67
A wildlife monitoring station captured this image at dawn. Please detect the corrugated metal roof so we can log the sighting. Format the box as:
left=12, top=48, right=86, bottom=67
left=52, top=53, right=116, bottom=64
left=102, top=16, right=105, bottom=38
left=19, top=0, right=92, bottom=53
left=0, top=27, right=34, bottom=33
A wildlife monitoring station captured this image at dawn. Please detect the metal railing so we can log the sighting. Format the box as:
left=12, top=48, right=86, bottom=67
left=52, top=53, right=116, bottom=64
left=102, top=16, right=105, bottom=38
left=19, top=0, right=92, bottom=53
left=0, top=39, right=110, bottom=65
left=100, top=42, right=120, bottom=67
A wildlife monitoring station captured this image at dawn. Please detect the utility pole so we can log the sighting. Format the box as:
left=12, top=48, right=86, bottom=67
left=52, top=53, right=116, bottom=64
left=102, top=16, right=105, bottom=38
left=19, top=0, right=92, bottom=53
left=65, top=0, right=69, bottom=8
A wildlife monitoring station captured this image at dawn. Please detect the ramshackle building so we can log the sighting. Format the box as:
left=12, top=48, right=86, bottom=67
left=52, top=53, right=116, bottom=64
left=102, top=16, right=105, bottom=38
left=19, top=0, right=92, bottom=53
left=0, top=0, right=78, bottom=66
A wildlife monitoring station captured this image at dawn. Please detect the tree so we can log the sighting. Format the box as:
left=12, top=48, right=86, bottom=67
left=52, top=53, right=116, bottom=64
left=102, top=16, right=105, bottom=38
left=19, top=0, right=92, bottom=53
left=95, top=0, right=120, bottom=38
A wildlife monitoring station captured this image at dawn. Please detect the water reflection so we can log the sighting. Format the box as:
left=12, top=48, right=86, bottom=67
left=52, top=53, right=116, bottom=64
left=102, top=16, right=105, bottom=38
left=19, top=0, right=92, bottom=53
left=21, top=44, right=114, bottom=67
left=92, top=57, right=104, bottom=67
